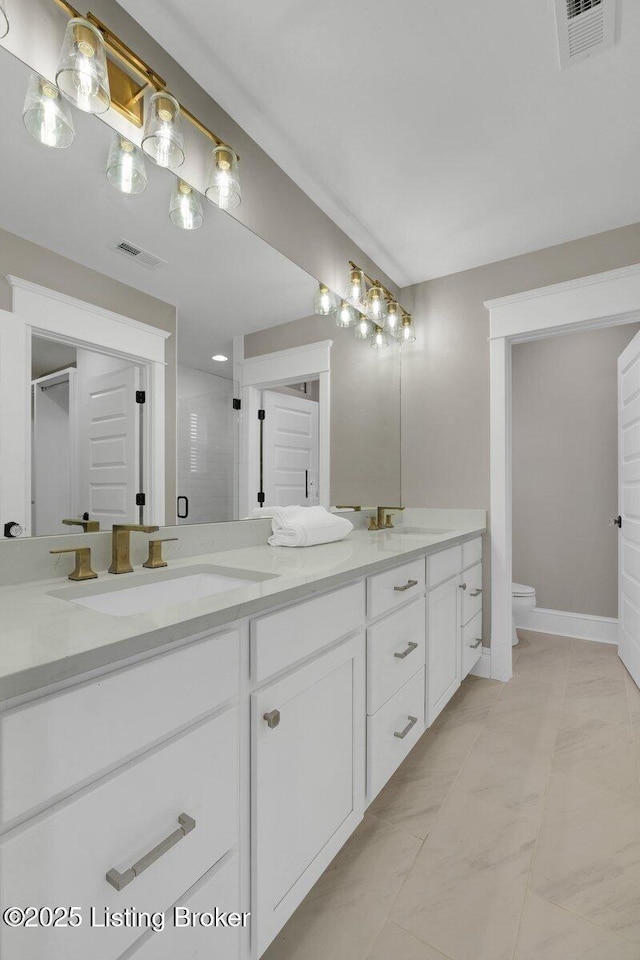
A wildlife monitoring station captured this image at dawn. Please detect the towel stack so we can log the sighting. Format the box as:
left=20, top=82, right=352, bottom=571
left=267, top=505, right=354, bottom=548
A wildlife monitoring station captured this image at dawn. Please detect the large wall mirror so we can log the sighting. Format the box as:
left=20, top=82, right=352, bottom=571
left=0, top=48, right=402, bottom=538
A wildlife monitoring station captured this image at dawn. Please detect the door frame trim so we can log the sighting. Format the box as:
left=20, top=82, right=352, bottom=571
left=486, top=262, right=640, bottom=681
left=234, top=338, right=332, bottom=516
left=3, top=277, right=169, bottom=532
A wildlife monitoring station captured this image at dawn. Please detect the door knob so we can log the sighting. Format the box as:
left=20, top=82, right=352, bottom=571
left=263, top=709, right=281, bottom=729
left=609, top=516, right=622, bottom=528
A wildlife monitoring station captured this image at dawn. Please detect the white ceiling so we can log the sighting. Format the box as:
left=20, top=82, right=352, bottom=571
left=0, top=51, right=317, bottom=376
left=117, top=0, right=640, bottom=286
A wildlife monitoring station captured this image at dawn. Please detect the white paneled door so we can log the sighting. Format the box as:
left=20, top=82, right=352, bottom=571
left=261, top=389, right=319, bottom=507
left=618, top=329, right=640, bottom=689
left=78, top=365, right=139, bottom=527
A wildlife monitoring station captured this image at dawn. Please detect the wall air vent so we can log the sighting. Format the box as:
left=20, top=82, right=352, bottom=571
left=111, top=239, right=167, bottom=270
left=554, top=0, right=616, bottom=67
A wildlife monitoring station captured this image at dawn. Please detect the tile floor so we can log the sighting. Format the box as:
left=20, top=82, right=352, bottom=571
left=264, top=631, right=640, bottom=960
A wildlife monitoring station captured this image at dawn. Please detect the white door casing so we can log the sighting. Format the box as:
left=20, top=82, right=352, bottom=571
left=261, top=389, right=319, bottom=507
left=618, top=329, right=640, bottom=688
left=78, top=365, right=140, bottom=527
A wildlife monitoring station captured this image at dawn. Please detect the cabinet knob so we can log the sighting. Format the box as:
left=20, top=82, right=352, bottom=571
left=263, top=709, right=281, bottom=729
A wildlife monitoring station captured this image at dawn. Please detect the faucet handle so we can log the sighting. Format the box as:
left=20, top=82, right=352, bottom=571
left=50, top=546, right=98, bottom=581
left=143, top=538, right=178, bottom=569
left=62, top=518, right=100, bottom=532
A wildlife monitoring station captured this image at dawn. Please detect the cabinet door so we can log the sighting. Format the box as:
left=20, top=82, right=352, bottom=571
left=251, top=635, right=365, bottom=957
left=427, top=576, right=461, bottom=724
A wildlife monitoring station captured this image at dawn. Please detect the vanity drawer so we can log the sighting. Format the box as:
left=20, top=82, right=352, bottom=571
left=123, top=854, right=243, bottom=960
left=367, top=597, right=426, bottom=714
left=367, top=668, right=425, bottom=801
left=250, top=582, right=365, bottom=682
left=427, top=545, right=462, bottom=588
left=462, top=536, right=482, bottom=570
left=461, top=562, right=483, bottom=625
left=0, top=710, right=239, bottom=960
left=0, top=630, right=240, bottom=825
left=462, top=611, right=483, bottom=678
left=367, top=558, right=425, bottom=620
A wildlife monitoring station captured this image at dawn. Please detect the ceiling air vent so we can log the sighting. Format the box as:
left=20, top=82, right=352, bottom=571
left=554, top=0, right=616, bottom=67
left=111, top=239, right=167, bottom=270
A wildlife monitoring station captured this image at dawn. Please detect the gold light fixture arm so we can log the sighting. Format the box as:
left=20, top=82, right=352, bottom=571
left=349, top=260, right=411, bottom=320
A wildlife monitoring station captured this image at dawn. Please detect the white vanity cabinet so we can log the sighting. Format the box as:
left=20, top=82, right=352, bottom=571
left=249, top=583, right=365, bottom=956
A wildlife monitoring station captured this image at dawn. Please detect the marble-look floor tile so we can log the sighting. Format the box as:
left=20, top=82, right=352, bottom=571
left=514, top=892, right=640, bottom=960
left=511, top=636, right=571, bottom=687
left=453, top=720, right=554, bottom=820
left=569, top=639, right=627, bottom=682
left=263, top=815, right=422, bottom=960
left=485, top=675, right=564, bottom=733
left=391, top=790, right=537, bottom=960
left=530, top=772, right=640, bottom=942
left=624, top=670, right=640, bottom=726
left=366, top=921, right=451, bottom=960
left=369, top=721, right=481, bottom=839
left=432, top=676, right=501, bottom=728
left=563, top=673, right=631, bottom=725
left=552, top=709, right=640, bottom=804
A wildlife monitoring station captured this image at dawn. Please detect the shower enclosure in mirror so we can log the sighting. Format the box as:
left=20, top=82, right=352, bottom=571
left=0, top=47, right=403, bottom=538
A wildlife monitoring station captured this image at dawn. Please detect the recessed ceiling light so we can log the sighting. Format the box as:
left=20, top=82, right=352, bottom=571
left=211, top=354, right=228, bottom=362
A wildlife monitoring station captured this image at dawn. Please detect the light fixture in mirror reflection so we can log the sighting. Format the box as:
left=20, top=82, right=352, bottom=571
left=0, top=49, right=402, bottom=535
left=169, top=179, right=204, bottom=230
left=106, top=135, right=148, bottom=194
left=22, top=73, right=75, bottom=148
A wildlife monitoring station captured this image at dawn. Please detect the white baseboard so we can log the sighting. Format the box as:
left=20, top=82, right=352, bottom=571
left=470, top=650, right=492, bottom=678
left=515, top=607, right=619, bottom=645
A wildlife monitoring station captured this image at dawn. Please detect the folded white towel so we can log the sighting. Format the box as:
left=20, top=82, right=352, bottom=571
left=268, top=505, right=353, bottom=547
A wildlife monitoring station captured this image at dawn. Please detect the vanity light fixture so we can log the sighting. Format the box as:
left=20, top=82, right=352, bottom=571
left=347, top=267, right=366, bottom=308
left=314, top=283, right=337, bottom=316
left=169, top=179, right=204, bottom=230
left=335, top=299, right=356, bottom=328
left=400, top=315, right=416, bottom=342
left=22, top=73, right=75, bottom=148
left=142, top=92, right=185, bottom=168
left=371, top=325, right=389, bottom=349
left=354, top=315, right=374, bottom=340
left=385, top=300, right=401, bottom=338
left=0, top=0, right=9, bottom=39
left=205, top=144, right=241, bottom=210
left=106, top=134, right=147, bottom=194
left=365, top=282, right=388, bottom=324
left=55, top=17, right=110, bottom=114
left=211, top=354, right=228, bottom=362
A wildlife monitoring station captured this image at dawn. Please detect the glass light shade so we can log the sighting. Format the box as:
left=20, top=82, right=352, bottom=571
left=142, top=92, right=185, bottom=168
left=55, top=18, right=110, bottom=114
left=347, top=267, right=366, bottom=307
left=400, top=315, right=416, bottom=343
left=205, top=144, right=241, bottom=210
left=0, top=0, right=9, bottom=39
left=354, top=315, right=373, bottom=340
left=365, top=283, right=388, bottom=323
left=106, top=135, right=147, bottom=194
left=22, top=74, right=74, bottom=148
left=169, top=179, right=204, bottom=230
left=335, top=299, right=356, bottom=327
left=385, top=301, right=402, bottom=338
left=314, top=283, right=337, bottom=316
left=371, top=325, right=389, bottom=349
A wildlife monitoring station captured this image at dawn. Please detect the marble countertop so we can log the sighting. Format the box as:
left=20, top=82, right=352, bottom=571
left=0, top=516, right=485, bottom=704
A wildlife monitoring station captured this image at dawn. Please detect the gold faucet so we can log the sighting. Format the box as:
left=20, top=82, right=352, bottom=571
left=62, top=517, right=100, bottom=532
left=50, top=545, right=98, bottom=581
left=109, top=524, right=160, bottom=574
left=369, top=506, right=405, bottom=531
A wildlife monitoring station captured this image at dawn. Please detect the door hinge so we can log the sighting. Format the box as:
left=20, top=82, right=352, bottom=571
left=136, top=493, right=146, bottom=506
left=257, top=492, right=265, bottom=505
left=258, top=409, right=266, bottom=421
left=233, top=398, right=241, bottom=410
left=135, top=390, right=146, bottom=404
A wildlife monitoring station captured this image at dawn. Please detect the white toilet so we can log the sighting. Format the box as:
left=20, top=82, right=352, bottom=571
left=512, top=582, right=536, bottom=645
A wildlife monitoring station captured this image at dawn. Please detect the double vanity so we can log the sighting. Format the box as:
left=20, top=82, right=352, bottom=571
left=0, top=510, right=485, bottom=960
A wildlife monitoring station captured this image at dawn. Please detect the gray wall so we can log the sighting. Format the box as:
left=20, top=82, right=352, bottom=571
left=402, top=221, right=640, bottom=640
left=0, top=227, right=177, bottom=520
left=512, top=325, right=640, bottom=618
left=245, top=316, right=401, bottom=507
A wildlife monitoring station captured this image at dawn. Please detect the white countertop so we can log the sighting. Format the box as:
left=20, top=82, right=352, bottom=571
left=0, top=516, right=485, bottom=704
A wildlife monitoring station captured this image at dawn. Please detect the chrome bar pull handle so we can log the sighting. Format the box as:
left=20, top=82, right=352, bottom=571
left=470, top=638, right=482, bottom=649
left=470, top=588, right=483, bottom=597
left=264, top=709, right=281, bottom=729
left=394, top=641, right=418, bottom=660
left=106, top=813, right=196, bottom=892
left=394, top=579, right=418, bottom=593
left=394, top=715, right=418, bottom=739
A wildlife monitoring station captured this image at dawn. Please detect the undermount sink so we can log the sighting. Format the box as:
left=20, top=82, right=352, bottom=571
left=393, top=526, right=454, bottom=536
left=50, top=564, right=273, bottom=617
